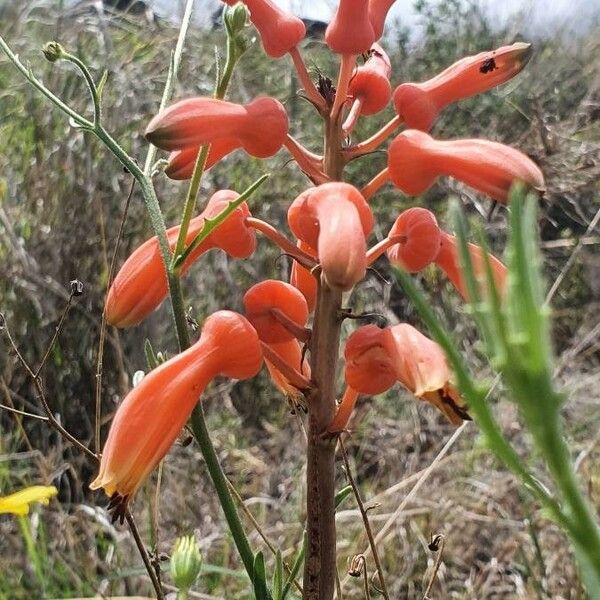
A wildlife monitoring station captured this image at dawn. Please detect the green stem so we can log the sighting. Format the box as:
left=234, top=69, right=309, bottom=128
left=188, top=403, right=255, bottom=577
left=60, top=51, right=102, bottom=125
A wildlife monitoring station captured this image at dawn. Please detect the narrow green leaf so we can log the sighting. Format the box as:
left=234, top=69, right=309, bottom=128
left=252, top=551, right=270, bottom=600
left=272, top=550, right=283, bottom=600
left=281, top=533, right=306, bottom=600
left=335, top=485, right=353, bottom=509
left=144, top=338, right=159, bottom=370
left=174, top=173, right=269, bottom=269
left=96, top=69, right=109, bottom=101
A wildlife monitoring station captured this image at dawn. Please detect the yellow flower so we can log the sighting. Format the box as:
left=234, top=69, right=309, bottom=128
left=0, top=486, right=58, bottom=516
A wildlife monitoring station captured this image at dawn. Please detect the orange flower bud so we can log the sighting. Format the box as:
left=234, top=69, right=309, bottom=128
left=434, top=232, right=507, bottom=300
left=387, top=129, right=545, bottom=203
left=287, top=183, right=374, bottom=290
left=105, top=191, right=256, bottom=328
left=243, top=279, right=309, bottom=343
left=386, top=207, right=442, bottom=272
left=393, top=42, right=532, bottom=131
left=145, top=96, right=289, bottom=159
left=240, top=0, right=306, bottom=58
left=91, top=311, right=263, bottom=501
left=165, top=138, right=242, bottom=180
left=264, top=338, right=311, bottom=399
left=325, top=0, right=376, bottom=55
left=368, top=0, right=396, bottom=40
left=290, top=240, right=318, bottom=312
left=344, top=323, right=469, bottom=424
left=348, top=44, right=392, bottom=116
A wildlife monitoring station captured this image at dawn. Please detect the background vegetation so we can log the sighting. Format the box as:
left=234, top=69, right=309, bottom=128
left=0, top=0, right=598, bottom=597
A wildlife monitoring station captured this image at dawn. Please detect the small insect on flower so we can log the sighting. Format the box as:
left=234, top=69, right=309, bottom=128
left=479, top=57, right=498, bottom=74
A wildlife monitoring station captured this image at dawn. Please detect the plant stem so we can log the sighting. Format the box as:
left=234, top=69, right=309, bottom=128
left=188, top=403, right=256, bottom=577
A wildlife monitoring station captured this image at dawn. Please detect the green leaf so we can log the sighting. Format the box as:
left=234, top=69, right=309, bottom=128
left=173, top=173, right=269, bottom=269
left=335, top=485, right=353, bottom=509
left=144, top=339, right=159, bottom=370
left=271, top=550, right=283, bottom=600
left=281, top=533, right=305, bottom=600
left=252, top=551, right=269, bottom=600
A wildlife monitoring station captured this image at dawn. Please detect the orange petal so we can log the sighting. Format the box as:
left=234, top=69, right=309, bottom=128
left=91, top=311, right=262, bottom=499
left=325, top=0, right=376, bottom=54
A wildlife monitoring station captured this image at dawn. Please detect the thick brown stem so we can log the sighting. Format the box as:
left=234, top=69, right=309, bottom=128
left=304, top=283, right=343, bottom=600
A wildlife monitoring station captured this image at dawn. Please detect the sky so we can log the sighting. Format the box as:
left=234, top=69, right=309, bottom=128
left=151, top=0, right=600, bottom=37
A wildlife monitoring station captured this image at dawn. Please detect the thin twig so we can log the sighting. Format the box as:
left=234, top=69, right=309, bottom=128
left=125, top=509, right=165, bottom=600
left=95, top=177, right=135, bottom=454
left=422, top=534, right=445, bottom=599
left=226, top=479, right=304, bottom=595
left=545, top=203, right=600, bottom=303
left=0, top=403, right=48, bottom=421
left=35, top=292, right=74, bottom=377
left=339, top=437, right=390, bottom=599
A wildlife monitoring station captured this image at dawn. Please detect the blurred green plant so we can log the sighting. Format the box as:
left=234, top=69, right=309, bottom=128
left=395, top=185, right=600, bottom=597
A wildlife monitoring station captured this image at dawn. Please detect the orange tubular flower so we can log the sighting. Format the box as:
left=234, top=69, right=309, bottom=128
left=325, top=0, right=376, bottom=54
left=368, top=0, right=396, bottom=40
left=145, top=96, right=289, bottom=159
left=387, top=129, right=545, bottom=203
left=91, top=311, right=263, bottom=504
left=105, top=191, right=256, bottom=328
left=342, top=323, right=469, bottom=426
left=348, top=44, right=391, bottom=116
left=386, top=207, right=442, bottom=272
left=165, top=138, right=242, bottom=180
left=393, top=42, right=533, bottom=131
left=434, top=232, right=507, bottom=300
left=243, top=279, right=309, bottom=343
left=236, top=0, right=305, bottom=58
left=287, top=183, right=374, bottom=291
left=290, top=240, right=318, bottom=313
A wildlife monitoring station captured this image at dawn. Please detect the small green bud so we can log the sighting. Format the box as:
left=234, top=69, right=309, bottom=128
left=42, top=41, right=65, bottom=63
left=170, top=535, right=202, bottom=592
left=225, top=3, right=248, bottom=35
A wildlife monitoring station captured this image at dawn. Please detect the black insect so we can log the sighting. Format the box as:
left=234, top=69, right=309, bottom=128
left=480, top=57, right=497, bottom=74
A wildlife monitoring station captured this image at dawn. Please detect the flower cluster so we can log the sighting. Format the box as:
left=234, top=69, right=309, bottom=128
left=92, top=0, right=544, bottom=519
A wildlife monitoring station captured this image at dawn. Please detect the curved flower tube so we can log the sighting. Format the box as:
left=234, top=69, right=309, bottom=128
left=105, top=191, right=256, bottom=328
left=325, top=0, right=376, bottom=55
left=91, top=311, right=263, bottom=502
left=165, top=138, right=242, bottom=180
left=348, top=44, right=392, bottom=116
left=341, top=323, right=469, bottom=426
left=393, top=42, right=532, bottom=131
left=434, top=232, right=507, bottom=300
left=287, top=183, right=374, bottom=290
left=290, top=240, right=318, bottom=312
left=234, top=0, right=305, bottom=58
left=145, top=96, right=289, bottom=159
left=264, top=338, right=311, bottom=399
left=369, top=0, right=397, bottom=40
left=385, top=207, right=442, bottom=272
left=387, top=129, right=545, bottom=203
left=243, top=279, right=309, bottom=343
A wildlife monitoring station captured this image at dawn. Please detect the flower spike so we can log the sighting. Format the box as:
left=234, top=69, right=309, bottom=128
left=393, top=42, right=533, bottom=131
left=288, top=183, right=374, bottom=291
left=387, top=129, right=545, bottom=203
left=105, top=191, right=256, bottom=328
left=145, top=96, right=289, bottom=159
left=91, top=311, right=263, bottom=502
